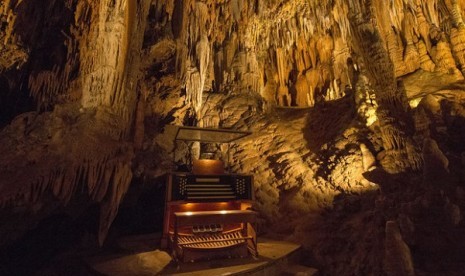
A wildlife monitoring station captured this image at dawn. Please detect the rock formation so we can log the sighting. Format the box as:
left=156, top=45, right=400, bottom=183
left=1, top=0, right=465, bottom=274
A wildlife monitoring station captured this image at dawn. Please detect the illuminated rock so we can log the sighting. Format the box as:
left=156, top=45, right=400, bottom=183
left=1, top=0, right=465, bottom=274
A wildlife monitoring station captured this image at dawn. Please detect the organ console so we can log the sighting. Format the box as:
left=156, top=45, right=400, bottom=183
left=162, top=126, right=257, bottom=262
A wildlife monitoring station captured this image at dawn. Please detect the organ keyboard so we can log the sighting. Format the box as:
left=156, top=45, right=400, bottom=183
left=162, top=173, right=258, bottom=262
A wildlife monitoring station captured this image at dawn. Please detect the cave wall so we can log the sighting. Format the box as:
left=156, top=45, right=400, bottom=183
left=1, top=0, right=465, bottom=274
left=0, top=0, right=151, bottom=245
left=140, top=0, right=465, bottom=274
left=146, top=0, right=465, bottom=109
left=142, top=0, right=465, bottom=217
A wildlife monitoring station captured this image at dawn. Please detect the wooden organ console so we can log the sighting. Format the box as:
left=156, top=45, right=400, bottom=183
left=162, top=126, right=257, bottom=262
left=162, top=173, right=257, bottom=262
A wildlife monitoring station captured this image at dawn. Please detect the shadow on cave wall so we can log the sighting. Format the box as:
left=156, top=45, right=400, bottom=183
left=0, top=175, right=167, bottom=275
left=110, top=175, right=166, bottom=236
left=439, top=99, right=465, bottom=152
left=311, top=165, right=465, bottom=275
left=0, top=75, right=35, bottom=128
left=0, top=0, right=77, bottom=128
left=0, top=202, right=100, bottom=275
left=303, top=94, right=356, bottom=153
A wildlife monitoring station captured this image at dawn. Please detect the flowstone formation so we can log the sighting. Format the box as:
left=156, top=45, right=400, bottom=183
left=0, top=0, right=152, bottom=245
left=1, top=0, right=465, bottom=275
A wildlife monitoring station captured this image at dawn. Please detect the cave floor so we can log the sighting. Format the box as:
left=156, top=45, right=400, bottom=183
left=86, top=234, right=316, bottom=275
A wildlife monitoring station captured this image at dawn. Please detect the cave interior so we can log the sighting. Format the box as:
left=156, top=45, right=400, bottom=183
left=1, top=0, right=465, bottom=275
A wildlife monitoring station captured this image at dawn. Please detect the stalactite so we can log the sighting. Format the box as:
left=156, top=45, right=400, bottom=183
left=403, top=43, right=421, bottom=74
left=185, top=65, right=202, bottom=113
left=305, top=70, right=319, bottom=106
left=195, top=34, right=210, bottom=110
left=275, top=47, right=291, bottom=105
left=80, top=0, right=135, bottom=112
left=225, top=32, right=238, bottom=75
left=204, top=0, right=356, bottom=108
left=174, top=0, right=217, bottom=116
left=422, top=0, right=439, bottom=27
left=2, top=8, right=16, bottom=45
left=387, top=32, right=408, bottom=77
left=333, top=1, right=350, bottom=43
left=447, top=0, right=465, bottom=27
left=434, top=38, right=461, bottom=76
left=0, top=0, right=151, bottom=247
left=232, top=50, right=263, bottom=95
left=416, top=40, right=436, bottom=71
left=332, top=37, right=352, bottom=93
left=316, top=34, right=334, bottom=67
left=0, top=0, right=28, bottom=72
left=133, top=92, right=146, bottom=151
left=401, top=10, right=421, bottom=75
left=294, top=74, right=311, bottom=106
left=0, top=139, right=132, bottom=205
left=98, top=161, right=133, bottom=245
left=28, top=65, right=68, bottom=110
left=450, top=26, right=465, bottom=75
left=415, top=2, right=433, bottom=54
left=295, top=35, right=311, bottom=72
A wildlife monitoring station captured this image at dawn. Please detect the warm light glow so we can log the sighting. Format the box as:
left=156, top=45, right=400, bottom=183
left=365, top=110, right=378, bottom=126
left=185, top=212, right=193, bottom=216
left=181, top=203, right=194, bottom=212
left=220, top=210, right=227, bottom=214
left=192, top=159, right=224, bottom=175
left=409, top=98, right=422, bottom=108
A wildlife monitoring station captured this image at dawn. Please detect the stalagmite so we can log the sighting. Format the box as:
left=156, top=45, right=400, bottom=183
left=383, top=221, right=415, bottom=276
left=349, top=0, right=421, bottom=173
left=422, top=138, right=449, bottom=187
left=360, top=143, right=376, bottom=171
